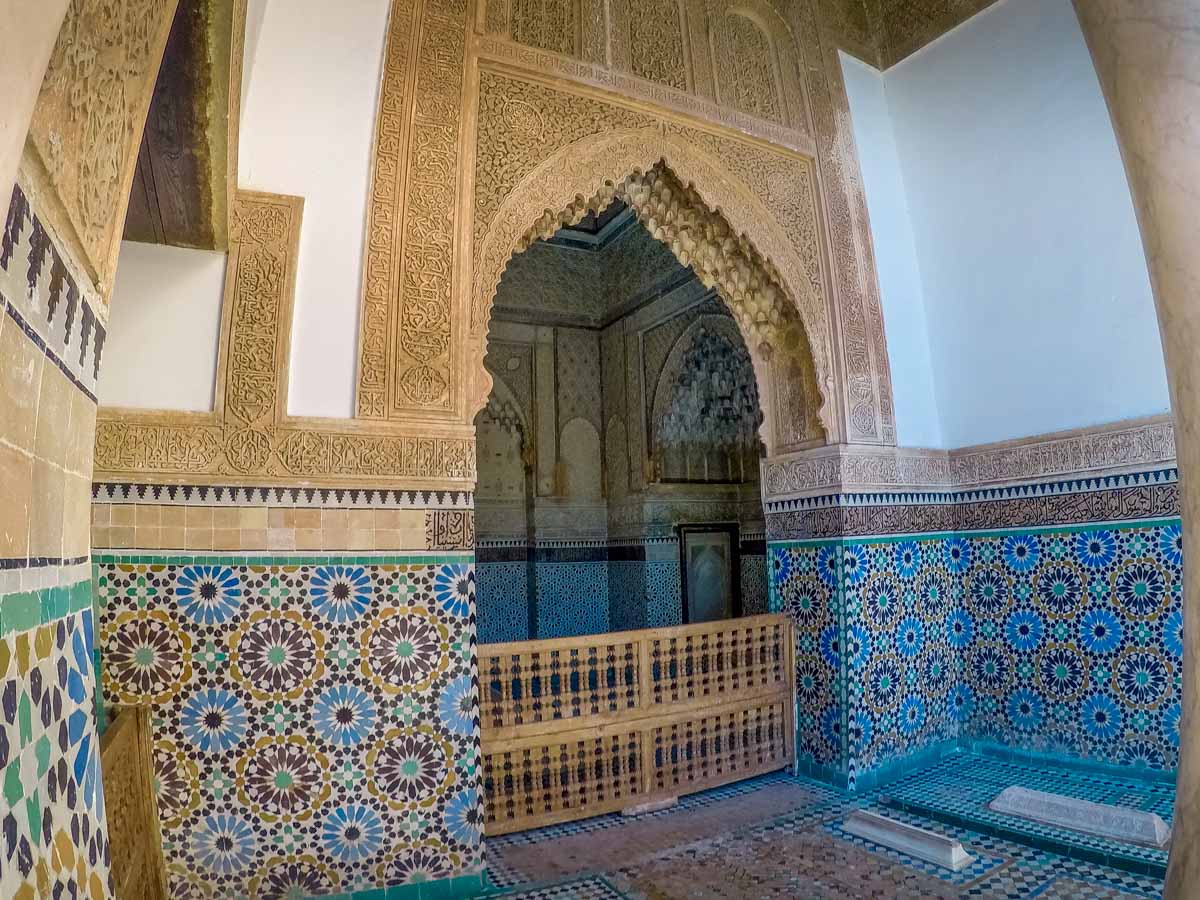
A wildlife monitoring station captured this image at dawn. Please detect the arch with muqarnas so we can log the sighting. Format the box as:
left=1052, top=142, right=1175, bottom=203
left=466, top=125, right=838, bottom=458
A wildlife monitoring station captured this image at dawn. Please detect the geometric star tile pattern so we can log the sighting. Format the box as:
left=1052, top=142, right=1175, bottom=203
left=772, top=518, right=1183, bottom=787
left=95, top=554, right=483, bottom=898
left=1, top=589, right=110, bottom=900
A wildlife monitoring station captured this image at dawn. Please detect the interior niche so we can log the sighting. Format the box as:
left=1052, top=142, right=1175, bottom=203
left=474, top=198, right=775, bottom=643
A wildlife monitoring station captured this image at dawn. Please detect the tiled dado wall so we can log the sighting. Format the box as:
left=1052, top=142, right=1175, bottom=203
left=475, top=538, right=768, bottom=644
left=769, top=468, right=1183, bottom=790
left=2, top=183, right=112, bottom=897
left=91, top=491, right=487, bottom=900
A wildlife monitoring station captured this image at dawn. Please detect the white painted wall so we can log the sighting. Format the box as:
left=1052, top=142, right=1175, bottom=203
left=239, top=0, right=390, bottom=418
left=102, top=242, right=226, bottom=411
left=873, top=0, right=1167, bottom=447
left=840, top=52, right=943, bottom=448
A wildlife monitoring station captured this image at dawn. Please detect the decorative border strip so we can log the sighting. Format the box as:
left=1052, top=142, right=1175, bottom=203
left=0, top=578, right=93, bottom=639
left=769, top=517, right=1182, bottom=548
left=93, top=551, right=474, bottom=565
left=766, top=469, right=1180, bottom=541
left=474, top=37, right=816, bottom=156
left=0, top=554, right=90, bottom=571
left=93, top=482, right=474, bottom=509
left=764, top=467, right=1179, bottom=514
left=3, top=297, right=97, bottom=403
left=1, top=183, right=105, bottom=398
left=0, top=561, right=93, bottom=600
left=763, top=416, right=1175, bottom=502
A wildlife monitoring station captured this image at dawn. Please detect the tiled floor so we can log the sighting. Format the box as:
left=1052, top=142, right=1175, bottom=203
left=882, top=754, right=1173, bottom=876
left=484, top=755, right=1169, bottom=899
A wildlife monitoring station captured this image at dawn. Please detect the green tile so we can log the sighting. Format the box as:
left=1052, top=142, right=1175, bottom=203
left=23, top=790, right=40, bottom=841
left=34, top=736, right=51, bottom=777
left=18, top=691, right=32, bottom=744
left=3, top=758, right=24, bottom=807
left=1, top=592, right=39, bottom=635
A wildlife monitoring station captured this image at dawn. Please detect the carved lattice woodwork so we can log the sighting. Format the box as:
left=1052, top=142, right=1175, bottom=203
left=26, top=0, right=180, bottom=294
left=101, top=706, right=169, bottom=900
left=479, top=614, right=795, bottom=833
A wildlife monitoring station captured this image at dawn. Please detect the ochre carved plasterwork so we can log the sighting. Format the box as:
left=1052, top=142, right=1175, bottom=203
left=352, top=0, right=899, bottom=448
left=96, top=192, right=475, bottom=487
left=355, top=0, right=468, bottom=420
left=789, top=0, right=896, bottom=444
left=627, top=0, right=688, bottom=90
left=818, top=0, right=1001, bottom=69
left=25, top=0, right=179, bottom=294
left=762, top=415, right=1178, bottom=503
left=510, top=0, right=578, bottom=55
left=713, top=12, right=783, bottom=122
left=467, top=68, right=832, bottom=449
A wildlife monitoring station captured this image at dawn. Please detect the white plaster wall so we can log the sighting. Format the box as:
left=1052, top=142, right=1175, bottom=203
left=840, top=52, right=943, bottom=448
left=881, top=0, right=1168, bottom=447
left=102, top=242, right=226, bottom=411
left=239, top=0, right=390, bottom=419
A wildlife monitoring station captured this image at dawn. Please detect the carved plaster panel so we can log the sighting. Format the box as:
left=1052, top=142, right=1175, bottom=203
left=626, top=0, right=688, bottom=90
left=712, top=11, right=784, bottom=123
left=762, top=416, right=1178, bottom=504
left=351, top=0, right=898, bottom=451
left=510, top=0, right=578, bottom=54
left=788, top=0, right=896, bottom=445
left=26, top=0, right=179, bottom=294
left=96, top=192, right=475, bottom=487
left=469, top=72, right=834, bottom=445
left=355, top=0, right=468, bottom=420
left=474, top=38, right=815, bottom=153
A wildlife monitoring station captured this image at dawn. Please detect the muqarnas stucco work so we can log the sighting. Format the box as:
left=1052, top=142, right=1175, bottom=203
left=772, top=515, right=1184, bottom=785
left=1, top=590, right=109, bottom=899
left=95, top=554, right=484, bottom=898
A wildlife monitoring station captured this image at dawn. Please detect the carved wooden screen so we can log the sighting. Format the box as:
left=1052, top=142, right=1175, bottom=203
left=100, top=706, right=169, bottom=900
left=479, top=613, right=795, bottom=834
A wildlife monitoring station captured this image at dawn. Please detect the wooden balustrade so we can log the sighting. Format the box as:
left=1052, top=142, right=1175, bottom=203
left=479, top=613, right=796, bottom=834
left=100, top=706, right=168, bottom=900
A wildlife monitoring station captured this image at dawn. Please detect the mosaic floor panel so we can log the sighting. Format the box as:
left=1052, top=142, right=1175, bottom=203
left=484, top=757, right=1168, bottom=899
left=881, top=752, right=1173, bottom=875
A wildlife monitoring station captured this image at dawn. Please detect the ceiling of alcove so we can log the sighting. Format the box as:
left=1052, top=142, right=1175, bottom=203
left=493, top=202, right=702, bottom=329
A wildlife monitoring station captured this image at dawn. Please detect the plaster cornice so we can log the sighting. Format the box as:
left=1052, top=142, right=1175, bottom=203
left=762, top=414, right=1176, bottom=503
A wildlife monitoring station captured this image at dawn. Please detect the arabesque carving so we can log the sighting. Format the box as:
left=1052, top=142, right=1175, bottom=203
left=96, top=192, right=475, bottom=487
left=351, top=0, right=899, bottom=447
left=789, top=0, right=896, bottom=444
left=26, top=0, right=179, bottom=294
left=713, top=12, right=783, bottom=122
left=627, top=0, right=688, bottom=89
left=511, top=0, right=577, bottom=54
left=355, top=0, right=468, bottom=420
left=817, top=0, right=1000, bottom=69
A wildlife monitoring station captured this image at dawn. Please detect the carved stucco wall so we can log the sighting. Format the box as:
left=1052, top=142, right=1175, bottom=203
left=819, top=0, right=1002, bottom=69
left=477, top=263, right=767, bottom=542
left=26, top=0, right=180, bottom=295
left=77, top=0, right=1013, bottom=489
left=349, top=0, right=899, bottom=455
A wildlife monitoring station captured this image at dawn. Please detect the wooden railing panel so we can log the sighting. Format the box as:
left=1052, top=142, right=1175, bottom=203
left=100, top=706, right=168, bottom=900
left=481, top=635, right=641, bottom=736
left=480, top=614, right=795, bottom=835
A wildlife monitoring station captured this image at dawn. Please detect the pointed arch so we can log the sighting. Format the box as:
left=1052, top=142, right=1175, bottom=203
left=467, top=126, right=836, bottom=453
